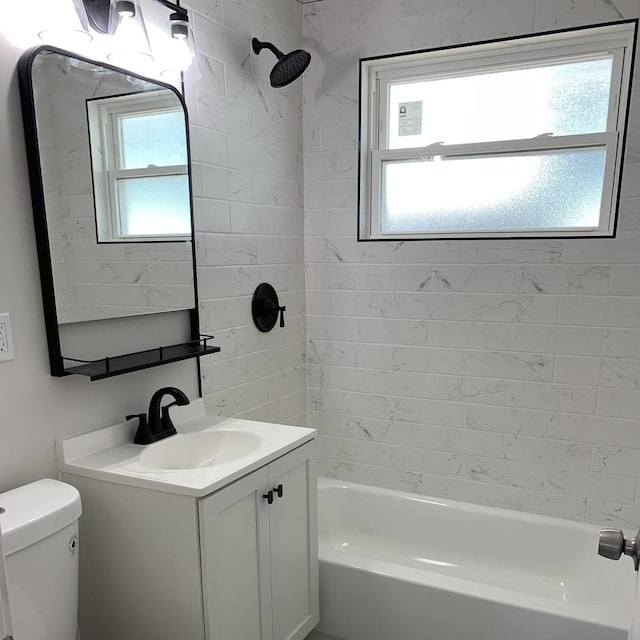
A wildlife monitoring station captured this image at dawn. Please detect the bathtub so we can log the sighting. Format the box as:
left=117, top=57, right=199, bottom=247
left=309, top=478, right=635, bottom=640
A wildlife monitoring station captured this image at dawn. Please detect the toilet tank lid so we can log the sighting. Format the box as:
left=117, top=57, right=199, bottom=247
left=0, top=479, right=82, bottom=556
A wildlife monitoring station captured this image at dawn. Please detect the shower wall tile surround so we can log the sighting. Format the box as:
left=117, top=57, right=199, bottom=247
left=302, top=0, right=640, bottom=528
left=185, top=0, right=307, bottom=425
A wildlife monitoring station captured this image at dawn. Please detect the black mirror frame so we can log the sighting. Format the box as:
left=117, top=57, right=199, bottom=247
left=17, top=45, right=214, bottom=380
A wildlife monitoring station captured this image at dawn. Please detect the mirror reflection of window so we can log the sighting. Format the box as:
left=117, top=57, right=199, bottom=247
left=87, top=90, right=191, bottom=243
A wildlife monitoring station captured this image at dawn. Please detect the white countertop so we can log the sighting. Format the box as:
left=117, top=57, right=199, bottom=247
left=57, top=399, right=316, bottom=498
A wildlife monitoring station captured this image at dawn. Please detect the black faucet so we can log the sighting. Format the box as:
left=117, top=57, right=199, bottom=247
left=127, top=387, right=190, bottom=445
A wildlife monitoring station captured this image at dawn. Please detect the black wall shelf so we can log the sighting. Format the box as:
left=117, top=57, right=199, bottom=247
left=63, top=336, right=220, bottom=381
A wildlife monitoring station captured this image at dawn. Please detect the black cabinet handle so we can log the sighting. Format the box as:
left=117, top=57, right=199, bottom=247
left=263, top=490, right=274, bottom=505
left=274, top=484, right=283, bottom=498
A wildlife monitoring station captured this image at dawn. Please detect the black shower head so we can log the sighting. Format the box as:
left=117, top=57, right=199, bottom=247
left=270, top=49, right=311, bottom=88
left=252, top=37, right=311, bottom=88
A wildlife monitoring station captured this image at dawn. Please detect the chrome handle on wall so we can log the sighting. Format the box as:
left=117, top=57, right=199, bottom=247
left=598, top=528, right=640, bottom=570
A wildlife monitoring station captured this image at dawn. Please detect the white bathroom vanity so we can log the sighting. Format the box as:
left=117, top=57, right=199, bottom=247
left=56, top=400, right=319, bottom=640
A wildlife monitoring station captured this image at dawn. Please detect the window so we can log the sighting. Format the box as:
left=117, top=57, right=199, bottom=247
left=359, top=22, right=637, bottom=240
left=87, top=90, right=191, bottom=243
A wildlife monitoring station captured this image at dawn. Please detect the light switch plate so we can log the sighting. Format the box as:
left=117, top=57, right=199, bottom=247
left=0, top=313, right=15, bottom=361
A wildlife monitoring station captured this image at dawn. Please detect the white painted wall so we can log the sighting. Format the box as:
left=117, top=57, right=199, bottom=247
left=303, top=0, right=640, bottom=527
left=0, top=11, right=199, bottom=493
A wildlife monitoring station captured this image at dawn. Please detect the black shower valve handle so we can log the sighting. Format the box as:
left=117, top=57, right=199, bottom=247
left=263, top=299, right=286, bottom=327
left=271, top=302, right=286, bottom=328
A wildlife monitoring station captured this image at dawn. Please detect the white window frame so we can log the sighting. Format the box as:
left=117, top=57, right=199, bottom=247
left=359, top=21, right=637, bottom=241
left=87, top=91, right=190, bottom=243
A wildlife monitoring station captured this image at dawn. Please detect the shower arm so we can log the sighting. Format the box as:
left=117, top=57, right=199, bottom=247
left=252, top=38, right=284, bottom=60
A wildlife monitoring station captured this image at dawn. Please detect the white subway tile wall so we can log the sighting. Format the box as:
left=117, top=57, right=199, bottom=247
left=187, top=0, right=307, bottom=426
left=303, top=0, right=640, bottom=528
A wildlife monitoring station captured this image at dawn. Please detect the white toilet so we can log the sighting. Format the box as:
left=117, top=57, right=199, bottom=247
left=0, top=479, right=82, bottom=640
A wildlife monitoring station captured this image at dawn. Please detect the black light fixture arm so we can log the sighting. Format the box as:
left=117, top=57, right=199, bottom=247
left=153, top=0, right=186, bottom=14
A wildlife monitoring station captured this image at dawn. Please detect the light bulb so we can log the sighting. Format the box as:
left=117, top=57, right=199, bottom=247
left=107, top=0, right=153, bottom=68
left=37, top=0, right=92, bottom=47
left=117, top=3, right=134, bottom=18
left=161, top=13, right=201, bottom=83
left=174, top=38, right=195, bottom=69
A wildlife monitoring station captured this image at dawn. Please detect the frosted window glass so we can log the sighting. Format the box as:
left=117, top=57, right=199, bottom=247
left=117, top=175, right=191, bottom=236
left=381, top=148, right=606, bottom=234
left=388, top=58, right=613, bottom=149
left=120, top=110, right=187, bottom=169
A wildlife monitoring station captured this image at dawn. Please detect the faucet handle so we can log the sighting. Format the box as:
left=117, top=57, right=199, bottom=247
left=126, top=413, right=145, bottom=422
left=127, top=413, right=155, bottom=445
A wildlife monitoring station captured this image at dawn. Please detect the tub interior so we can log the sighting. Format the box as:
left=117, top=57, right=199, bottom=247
left=318, top=482, right=632, bottom=606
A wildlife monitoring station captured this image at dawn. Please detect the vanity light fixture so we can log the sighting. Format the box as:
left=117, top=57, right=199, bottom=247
left=80, top=0, right=201, bottom=79
left=37, top=0, right=93, bottom=46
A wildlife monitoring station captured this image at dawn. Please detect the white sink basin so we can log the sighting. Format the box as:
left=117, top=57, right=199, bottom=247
left=57, top=399, right=316, bottom=496
left=139, top=430, right=264, bottom=470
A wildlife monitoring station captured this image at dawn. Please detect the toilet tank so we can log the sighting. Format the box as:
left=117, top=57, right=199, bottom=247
left=0, top=479, right=82, bottom=640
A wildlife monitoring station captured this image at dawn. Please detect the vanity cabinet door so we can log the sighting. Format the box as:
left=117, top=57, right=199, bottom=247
left=198, top=440, right=319, bottom=640
left=268, top=443, right=319, bottom=640
left=199, top=467, right=273, bottom=640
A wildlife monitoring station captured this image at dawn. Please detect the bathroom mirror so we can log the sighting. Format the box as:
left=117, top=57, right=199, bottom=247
left=21, top=46, right=195, bottom=324
left=19, top=47, right=217, bottom=379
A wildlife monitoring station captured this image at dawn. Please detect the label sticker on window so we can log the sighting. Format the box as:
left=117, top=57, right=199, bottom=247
left=398, top=101, right=422, bottom=136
